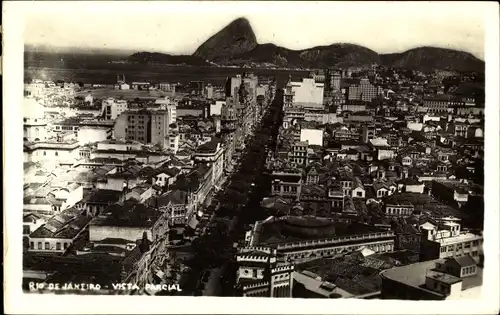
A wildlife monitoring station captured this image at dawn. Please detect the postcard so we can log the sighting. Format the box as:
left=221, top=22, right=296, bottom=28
left=3, top=1, right=499, bottom=314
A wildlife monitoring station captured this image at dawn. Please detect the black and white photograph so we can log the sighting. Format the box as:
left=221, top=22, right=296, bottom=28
left=3, top=1, right=499, bottom=314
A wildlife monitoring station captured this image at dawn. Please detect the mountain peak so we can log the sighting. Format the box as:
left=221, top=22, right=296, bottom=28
left=193, top=17, right=257, bottom=61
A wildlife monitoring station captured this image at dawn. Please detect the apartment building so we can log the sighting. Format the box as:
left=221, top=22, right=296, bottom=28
left=419, top=221, right=483, bottom=262
left=113, top=110, right=173, bottom=146
left=102, top=98, right=128, bottom=120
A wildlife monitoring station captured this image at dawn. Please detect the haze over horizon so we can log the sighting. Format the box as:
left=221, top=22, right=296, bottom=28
left=23, top=1, right=486, bottom=59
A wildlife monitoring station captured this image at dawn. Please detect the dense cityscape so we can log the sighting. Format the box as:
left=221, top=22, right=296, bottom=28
left=21, top=17, right=486, bottom=300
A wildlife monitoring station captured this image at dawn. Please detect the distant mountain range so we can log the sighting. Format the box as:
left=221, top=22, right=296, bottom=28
left=27, top=17, right=485, bottom=72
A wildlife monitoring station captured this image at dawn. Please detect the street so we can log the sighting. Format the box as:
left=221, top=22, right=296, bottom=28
left=180, top=83, right=284, bottom=296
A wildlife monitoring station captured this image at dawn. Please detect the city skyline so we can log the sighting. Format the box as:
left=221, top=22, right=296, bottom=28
left=23, top=1, right=486, bottom=59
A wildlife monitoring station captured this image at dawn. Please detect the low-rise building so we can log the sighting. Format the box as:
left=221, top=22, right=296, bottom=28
left=28, top=207, right=91, bottom=254
left=88, top=201, right=163, bottom=243
left=245, top=216, right=395, bottom=264
left=419, top=221, right=483, bottom=262
left=380, top=255, right=483, bottom=300
left=271, top=171, right=303, bottom=201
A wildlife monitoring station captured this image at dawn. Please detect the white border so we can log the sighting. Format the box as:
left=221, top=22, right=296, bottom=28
left=3, top=1, right=499, bottom=314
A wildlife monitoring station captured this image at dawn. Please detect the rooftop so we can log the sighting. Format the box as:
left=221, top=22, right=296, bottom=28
left=380, top=258, right=483, bottom=296
left=256, top=216, right=386, bottom=245
left=90, top=201, right=161, bottom=228
left=30, top=208, right=91, bottom=239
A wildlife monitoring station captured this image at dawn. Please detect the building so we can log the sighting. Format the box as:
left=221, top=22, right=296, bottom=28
left=88, top=201, right=163, bottom=243
left=380, top=256, right=483, bottom=300
left=235, top=246, right=294, bottom=297
left=285, top=78, right=325, bottom=110
left=368, top=138, right=394, bottom=160
left=78, top=125, right=113, bottom=145
left=131, top=82, right=151, bottom=90
left=431, top=180, right=470, bottom=206
left=347, top=78, right=383, bottom=102
left=245, top=216, right=395, bottom=264
left=210, top=100, right=224, bottom=116
left=384, top=200, right=415, bottom=217
left=28, top=207, right=91, bottom=254
left=225, top=75, right=243, bottom=97
left=114, top=110, right=173, bottom=146
left=419, top=221, right=483, bottom=262
left=23, top=213, right=46, bottom=239
left=271, top=171, right=303, bottom=201
left=300, top=128, right=323, bottom=147
left=193, top=137, right=225, bottom=186
left=423, top=95, right=451, bottom=114
left=362, top=124, right=376, bottom=143
left=102, top=98, right=128, bottom=120
left=291, top=141, right=308, bottom=166
left=158, top=83, right=176, bottom=93
left=23, top=98, right=48, bottom=142
left=155, top=189, right=189, bottom=226
left=24, top=138, right=80, bottom=164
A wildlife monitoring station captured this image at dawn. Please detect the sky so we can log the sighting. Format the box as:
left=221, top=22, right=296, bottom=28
left=22, top=1, right=488, bottom=59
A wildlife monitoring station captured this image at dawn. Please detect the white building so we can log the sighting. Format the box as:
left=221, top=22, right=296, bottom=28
left=193, top=138, right=225, bottom=186
left=300, top=129, right=323, bottom=147
left=289, top=78, right=325, bottom=110
left=210, top=101, right=224, bottom=117
left=23, top=98, right=48, bottom=142
left=102, top=98, right=128, bottom=120
left=24, top=139, right=80, bottom=164
left=78, top=126, right=112, bottom=146
left=167, top=104, right=177, bottom=125
left=419, top=221, right=483, bottom=262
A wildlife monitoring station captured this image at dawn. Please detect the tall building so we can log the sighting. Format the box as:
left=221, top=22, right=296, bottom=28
left=362, top=124, right=376, bottom=143
left=284, top=78, right=325, bottom=110
left=101, top=98, right=128, bottom=120
left=188, top=81, right=204, bottom=95
left=235, top=246, right=294, bottom=297
left=225, top=75, right=243, bottom=97
left=113, top=110, right=173, bottom=146
left=23, top=98, right=47, bottom=142
left=347, top=78, right=383, bottom=102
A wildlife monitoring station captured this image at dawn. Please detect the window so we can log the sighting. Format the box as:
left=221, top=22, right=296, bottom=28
left=472, top=251, right=478, bottom=256
left=472, top=240, right=479, bottom=246
left=440, top=247, right=447, bottom=253
left=44, top=242, right=50, bottom=250
left=273, top=185, right=280, bottom=192
left=43, top=151, right=46, bottom=156
left=37, top=242, right=42, bottom=250
left=356, top=191, right=362, bottom=197
left=23, top=225, right=30, bottom=235
left=457, top=244, right=462, bottom=250
left=63, top=243, right=68, bottom=249
left=448, top=246, right=454, bottom=252
left=30, top=242, right=34, bottom=249
left=56, top=243, right=61, bottom=250
left=55, top=152, right=58, bottom=157
left=464, top=242, right=471, bottom=249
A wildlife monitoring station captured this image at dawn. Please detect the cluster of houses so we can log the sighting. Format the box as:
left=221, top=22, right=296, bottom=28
left=234, top=69, right=484, bottom=298
left=22, top=74, right=276, bottom=293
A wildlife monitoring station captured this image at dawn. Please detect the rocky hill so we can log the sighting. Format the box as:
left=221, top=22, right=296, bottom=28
left=380, top=47, right=484, bottom=72
left=225, top=43, right=381, bottom=69
left=193, top=17, right=258, bottom=61
left=130, top=18, right=485, bottom=72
